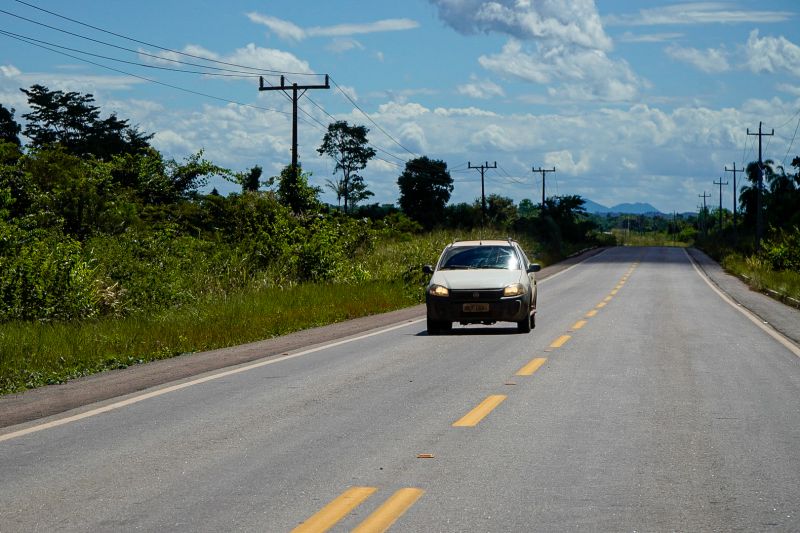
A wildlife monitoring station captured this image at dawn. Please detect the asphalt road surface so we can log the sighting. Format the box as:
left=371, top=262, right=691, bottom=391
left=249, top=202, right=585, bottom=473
left=1, top=246, right=799, bottom=532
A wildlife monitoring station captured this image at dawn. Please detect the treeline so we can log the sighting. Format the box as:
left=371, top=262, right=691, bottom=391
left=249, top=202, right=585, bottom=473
left=0, top=85, right=603, bottom=324
left=695, top=157, right=800, bottom=272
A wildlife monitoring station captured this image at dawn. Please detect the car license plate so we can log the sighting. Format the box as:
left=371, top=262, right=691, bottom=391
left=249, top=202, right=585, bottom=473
left=463, top=303, right=489, bottom=312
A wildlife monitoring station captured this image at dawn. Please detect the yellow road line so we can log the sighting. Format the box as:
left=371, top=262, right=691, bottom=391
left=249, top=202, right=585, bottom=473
left=352, top=488, right=424, bottom=533
left=596, top=302, right=607, bottom=308
left=292, top=486, right=376, bottom=533
left=571, top=320, right=587, bottom=330
left=516, top=357, right=547, bottom=376
left=453, top=395, right=507, bottom=427
left=603, top=295, right=613, bottom=302
left=610, top=289, right=619, bottom=295
left=550, top=335, right=571, bottom=348
left=585, top=309, right=598, bottom=317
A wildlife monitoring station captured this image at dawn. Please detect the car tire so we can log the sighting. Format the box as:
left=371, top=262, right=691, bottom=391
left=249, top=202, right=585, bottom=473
left=427, top=317, right=450, bottom=335
left=517, top=314, right=532, bottom=334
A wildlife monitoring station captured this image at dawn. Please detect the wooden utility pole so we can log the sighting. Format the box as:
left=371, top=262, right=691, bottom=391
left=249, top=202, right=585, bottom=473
left=259, top=75, right=330, bottom=175
left=747, top=122, right=774, bottom=250
left=713, top=178, right=728, bottom=231
left=725, top=162, right=745, bottom=239
left=532, top=166, right=556, bottom=209
left=468, top=161, right=497, bottom=230
left=698, top=191, right=711, bottom=238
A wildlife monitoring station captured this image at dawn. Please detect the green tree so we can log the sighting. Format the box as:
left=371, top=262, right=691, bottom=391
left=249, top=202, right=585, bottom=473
left=274, top=164, right=321, bottom=214
left=0, top=104, right=21, bottom=146
left=397, top=156, right=453, bottom=229
left=20, top=84, right=152, bottom=159
left=317, top=120, right=376, bottom=214
left=241, top=165, right=263, bottom=193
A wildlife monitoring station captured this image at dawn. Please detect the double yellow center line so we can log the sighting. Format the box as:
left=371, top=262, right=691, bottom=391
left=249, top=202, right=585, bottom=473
left=293, top=486, right=424, bottom=533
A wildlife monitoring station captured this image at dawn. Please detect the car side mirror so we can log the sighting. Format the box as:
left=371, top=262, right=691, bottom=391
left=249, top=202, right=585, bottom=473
left=527, top=263, right=541, bottom=273
left=422, top=265, right=434, bottom=275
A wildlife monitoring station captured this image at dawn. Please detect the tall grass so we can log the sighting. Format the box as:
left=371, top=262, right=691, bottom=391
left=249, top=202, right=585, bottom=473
left=0, top=282, right=418, bottom=394
left=613, top=229, right=689, bottom=247
left=721, top=254, right=800, bottom=302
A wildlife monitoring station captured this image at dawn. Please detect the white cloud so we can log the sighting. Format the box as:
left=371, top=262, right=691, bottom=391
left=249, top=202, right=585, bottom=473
left=470, top=124, right=517, bottom=151
left=1, top=65, right=22, bottom=78
left=618, top=32, right=683, bottom=43
left=479, top=39, right=642, bottom=102
left=429, top=0, right=612, bottom=51
left=434, top=106, right=498, bottom=117
left=776, top=83, right=800, bottom=96
left=745, top=30, right=800, bottom=77
left=457, top=77, right=505, bottom=99
left=605, top=3, right=792, bottom=26
left=327, top=38, right=364, bottom=54
left=666, top=44, right=730, bottom=73
left=544, top=150, right=591, bottom=175
left=247, top=12, right=419, bottom=41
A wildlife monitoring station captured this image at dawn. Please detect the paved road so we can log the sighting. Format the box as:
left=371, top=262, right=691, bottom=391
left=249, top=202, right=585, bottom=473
left=1, top=246, right=798, bottom=532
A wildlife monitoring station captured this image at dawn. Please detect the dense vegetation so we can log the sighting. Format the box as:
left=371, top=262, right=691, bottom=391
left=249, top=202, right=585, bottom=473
left=0, top=87, right=604, bottom=393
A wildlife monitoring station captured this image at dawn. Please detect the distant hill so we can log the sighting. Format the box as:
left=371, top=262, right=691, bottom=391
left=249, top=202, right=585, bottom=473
left=582, top=199, right=663, bottom=215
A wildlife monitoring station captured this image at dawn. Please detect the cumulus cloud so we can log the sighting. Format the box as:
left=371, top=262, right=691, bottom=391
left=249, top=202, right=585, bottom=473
left=604, top=3, right=792, bottom=26
left=666, top=44, right=730, bottom=74
left=457, top=77, right=505, bottom=99
left=247, top=12, right=419, bottom=41
left=429, top=0, right=612, bottom=51
left=618, top=32, right=683, bottom=44
left=544, top=150, right=591, bottom=175
left=479, top=39, right=642, bottom=102
left=745, top=30, right=800, bottom=77
left=430, top=1, right=643, bottom=102
left=327, top=38, right=364, bottom=54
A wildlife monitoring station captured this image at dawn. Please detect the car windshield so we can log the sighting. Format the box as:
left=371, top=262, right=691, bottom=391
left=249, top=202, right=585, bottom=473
left=440, top=245, right=520, bottom=270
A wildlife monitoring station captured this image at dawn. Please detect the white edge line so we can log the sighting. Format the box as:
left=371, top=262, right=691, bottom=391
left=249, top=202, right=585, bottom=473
left=684, top=248, right=800, bottom=359
left=0, top=318, right=426, bottom=443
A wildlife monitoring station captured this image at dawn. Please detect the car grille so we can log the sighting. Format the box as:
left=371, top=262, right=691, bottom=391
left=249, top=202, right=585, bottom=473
left=449, top=289, right=504, bottom=301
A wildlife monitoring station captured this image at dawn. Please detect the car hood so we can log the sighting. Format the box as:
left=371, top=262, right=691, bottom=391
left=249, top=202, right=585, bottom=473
left=431, top=269, right=525, bottom=290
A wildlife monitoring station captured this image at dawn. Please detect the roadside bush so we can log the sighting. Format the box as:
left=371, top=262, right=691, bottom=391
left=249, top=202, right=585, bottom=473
left=761, top=227, right=800, bottom=272
left=0, top=222, right=99, bottom=321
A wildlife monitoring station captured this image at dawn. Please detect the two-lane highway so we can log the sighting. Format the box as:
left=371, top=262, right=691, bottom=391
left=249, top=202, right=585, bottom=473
left=1, top=246, right=798, bottom=531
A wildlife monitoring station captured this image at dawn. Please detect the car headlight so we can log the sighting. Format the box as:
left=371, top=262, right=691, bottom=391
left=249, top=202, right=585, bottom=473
left=428, top=284, right=449, bottom=297
left=503, top=283, right=525, bottom=297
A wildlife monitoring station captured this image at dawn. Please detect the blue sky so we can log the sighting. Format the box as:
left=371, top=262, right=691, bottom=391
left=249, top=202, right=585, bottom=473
left=1, top=0, right=799, bottom=213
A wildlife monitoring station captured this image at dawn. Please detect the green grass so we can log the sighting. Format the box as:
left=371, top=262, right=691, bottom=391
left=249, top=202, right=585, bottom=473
left=0, top=281, right=419, bottom=394
left=0, top=227, right=554, bottom=395
left=721, top=253, right=800, bottom=303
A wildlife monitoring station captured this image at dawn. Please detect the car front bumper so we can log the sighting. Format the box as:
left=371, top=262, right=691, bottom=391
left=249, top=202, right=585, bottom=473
left=426, top=292, right=531, bottom=324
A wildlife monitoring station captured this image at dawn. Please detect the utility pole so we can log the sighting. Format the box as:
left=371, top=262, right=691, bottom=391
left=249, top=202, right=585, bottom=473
left=532, top=166, right=556, bottom=209
left=468, top=161, right=497, bottom=230
left=725, top=162, right=745, bottom=239
left=713, top=178, right=728, bottom=231
left=747, top=122, right=774, bottom=250
left=259, top=75, right=330, bottom=175
left=698, top=191, right=711, bottom=238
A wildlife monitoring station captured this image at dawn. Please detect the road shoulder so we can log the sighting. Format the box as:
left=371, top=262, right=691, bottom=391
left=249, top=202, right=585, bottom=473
left=687, top=247, right=800, bottom=348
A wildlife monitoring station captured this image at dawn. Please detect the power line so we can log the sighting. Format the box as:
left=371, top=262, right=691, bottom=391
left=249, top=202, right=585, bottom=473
left=8, top=1, right=319, bottom=76
left=0, top=30, right=293, bottom=117
left=781, top=115, right=800, bottom=167
left=329, top=76, right=417, bottom=158
left=0, top=28, right=262, bottom=78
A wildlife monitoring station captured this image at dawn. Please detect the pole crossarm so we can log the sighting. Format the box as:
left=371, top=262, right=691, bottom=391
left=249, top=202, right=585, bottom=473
left=258, top=75, right=330, bottom=174
left=725, top=162, right=745, bottom=234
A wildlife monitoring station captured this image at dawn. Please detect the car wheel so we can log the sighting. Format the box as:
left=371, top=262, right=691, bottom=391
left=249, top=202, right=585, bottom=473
left=517, top=314, right=532, bottom=334
left=427, top=317, right=450, bottom=335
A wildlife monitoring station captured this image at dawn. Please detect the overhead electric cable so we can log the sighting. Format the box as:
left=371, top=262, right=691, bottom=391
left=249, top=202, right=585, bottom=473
left=329, top=76, right=417, bottom=157
left=0, top=31, right=293, bottom=116
left=5, top=2, right=321, bottom=77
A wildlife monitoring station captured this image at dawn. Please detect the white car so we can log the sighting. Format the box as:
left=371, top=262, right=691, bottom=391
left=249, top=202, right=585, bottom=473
left=423, top=239, right=540, bottom=334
